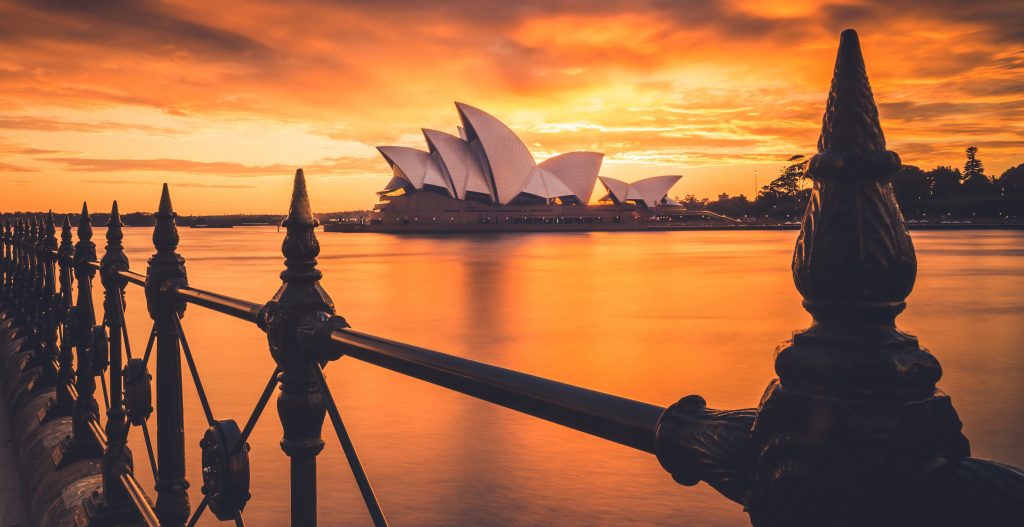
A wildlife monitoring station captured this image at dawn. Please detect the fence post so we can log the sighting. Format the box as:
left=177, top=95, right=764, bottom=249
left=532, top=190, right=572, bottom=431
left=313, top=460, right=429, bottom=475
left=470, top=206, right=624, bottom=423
left=261, top=169, right=332, bottom=527
left=13, top=219, right=24, bottom=317
left=146, top=184, right=191, bottom=526
left=31, top=217, right=44, bottom=353
left=1, top=216, right=9, bottom=299
left=51, top=215, right=77, bottom=418
left=25, top=218, right=40, bottom=345
left=39, top=212, right=60, bottom=387
left=100, top=201, right=133, bottom=509
left=24, top=217, right=38, bottom=350
left=60, top=203, right=102, bottom=460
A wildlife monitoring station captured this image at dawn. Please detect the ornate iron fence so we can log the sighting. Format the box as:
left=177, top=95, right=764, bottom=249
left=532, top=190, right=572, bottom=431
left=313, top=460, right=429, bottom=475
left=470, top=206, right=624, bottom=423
left=0, top=29, right=1021, bottom=527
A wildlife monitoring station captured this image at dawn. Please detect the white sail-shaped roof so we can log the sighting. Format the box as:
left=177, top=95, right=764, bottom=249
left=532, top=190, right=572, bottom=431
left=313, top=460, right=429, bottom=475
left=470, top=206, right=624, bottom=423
left=422, top=129, right=492, bottom=201
left=539, top=152, right=603, bottom=204
left=374, top=103, right=680, bottom=207
left=631, top=175, right=682, bottom=207
left=379, top=175, right=408, bottom=194
left=598, top=176, right=632, bottom=203
left=455, top=102, right=536, bottom=205
left=377, top=146, right=454, bottom=197
left=519, top=167, right=577, bottom=200
left=598, top=175, right=681, bottom=207
left=423, top=153, right=454, bottom=195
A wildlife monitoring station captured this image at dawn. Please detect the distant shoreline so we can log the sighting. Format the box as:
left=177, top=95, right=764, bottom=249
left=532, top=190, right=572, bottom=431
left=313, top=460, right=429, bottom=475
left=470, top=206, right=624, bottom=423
left=26, top=221, right=1024, bottom=232
left=643, top=223, right=1024, bottom=231
left=316, top=222, right=1024, bottom=234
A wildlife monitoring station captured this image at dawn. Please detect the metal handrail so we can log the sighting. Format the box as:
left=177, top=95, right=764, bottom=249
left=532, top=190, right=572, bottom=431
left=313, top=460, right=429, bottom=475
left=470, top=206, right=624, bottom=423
left=122, top=275, right=665, bottom=453
left=329, top=328, right=664, bottom=453
left=120, top=473, right=159, bottom=527
left=92, top=261, right=667, bottom=454
left=174, top=284, right=261, bottom=322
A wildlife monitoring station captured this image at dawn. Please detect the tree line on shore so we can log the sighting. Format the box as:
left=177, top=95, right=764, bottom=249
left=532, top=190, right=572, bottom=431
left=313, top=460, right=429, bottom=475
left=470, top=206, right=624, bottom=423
left=683, top=147, right=1024, bottom=222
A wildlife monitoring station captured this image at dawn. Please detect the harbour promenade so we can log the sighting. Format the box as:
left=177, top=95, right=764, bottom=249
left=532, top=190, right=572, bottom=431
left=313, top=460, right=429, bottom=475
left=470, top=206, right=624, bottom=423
left=0, top=29, right=1022, bottom=527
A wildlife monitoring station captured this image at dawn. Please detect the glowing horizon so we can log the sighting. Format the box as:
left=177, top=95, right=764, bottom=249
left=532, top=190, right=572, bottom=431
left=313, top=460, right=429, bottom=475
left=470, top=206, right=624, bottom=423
left=1, top=0, right=1021, bottom=214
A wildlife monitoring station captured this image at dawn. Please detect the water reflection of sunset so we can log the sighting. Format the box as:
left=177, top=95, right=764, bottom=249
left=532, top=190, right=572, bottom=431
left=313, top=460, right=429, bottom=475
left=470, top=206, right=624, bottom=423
left=100, top=226, right=1023, bottom=526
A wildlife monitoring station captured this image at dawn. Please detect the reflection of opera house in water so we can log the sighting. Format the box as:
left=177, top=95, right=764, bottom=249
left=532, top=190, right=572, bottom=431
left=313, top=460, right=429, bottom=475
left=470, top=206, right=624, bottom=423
left=326, top=102, right=735, bottom=232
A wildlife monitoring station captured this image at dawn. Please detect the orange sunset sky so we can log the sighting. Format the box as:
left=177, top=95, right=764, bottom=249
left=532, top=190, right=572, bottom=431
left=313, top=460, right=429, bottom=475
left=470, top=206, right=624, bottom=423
left=1, top=0, right=1022, bottom=214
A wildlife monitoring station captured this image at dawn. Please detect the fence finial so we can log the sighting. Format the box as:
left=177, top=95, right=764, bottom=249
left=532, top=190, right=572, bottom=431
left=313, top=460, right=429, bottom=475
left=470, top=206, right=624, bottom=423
left=61, top=215, right=72, bottom=245
left=78, top=202, right=93, bottom=244
left=264, top=168, right=333, bottom=526
left=31, top=215, right=40, bottom=246
left=792, top=28, right=913, bottom=329
left=153, top=183, right=180, bottom=255
left=280, top=168, right=325, bottom=285
left=45, top=211, right=56, bottom=246
left=745, top=29, right=986, bottom=526
left=103, top=200, right=127, bottom=274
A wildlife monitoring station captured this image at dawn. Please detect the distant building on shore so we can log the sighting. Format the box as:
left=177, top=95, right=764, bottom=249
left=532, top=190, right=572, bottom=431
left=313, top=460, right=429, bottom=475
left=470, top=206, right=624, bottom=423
left=327, top=103, right=733, bottom=233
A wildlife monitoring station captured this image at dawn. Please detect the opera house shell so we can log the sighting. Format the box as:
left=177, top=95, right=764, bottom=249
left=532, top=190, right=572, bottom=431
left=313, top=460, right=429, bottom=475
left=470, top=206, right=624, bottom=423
left=329, top=103, right=732, bottom=232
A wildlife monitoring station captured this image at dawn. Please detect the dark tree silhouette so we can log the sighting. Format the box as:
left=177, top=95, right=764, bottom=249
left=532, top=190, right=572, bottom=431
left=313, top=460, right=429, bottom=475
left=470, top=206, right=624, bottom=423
left=753, top=155, right=810, bottom=220
left=892, top=165, right=929, bottom=215
left=998, top=164, right=1024, bottom=195
left=961, top=146, right=995, bottom=194
left=759, top=155, right=807, bottom=198
left=926, top=166, right=962, bottom=198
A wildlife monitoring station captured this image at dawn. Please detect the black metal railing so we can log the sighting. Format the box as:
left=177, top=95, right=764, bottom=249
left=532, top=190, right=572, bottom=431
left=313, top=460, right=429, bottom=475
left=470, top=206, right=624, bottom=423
left=0, top=28, right=1021, bottom=527
left=0, top=171, right=672, bottom=526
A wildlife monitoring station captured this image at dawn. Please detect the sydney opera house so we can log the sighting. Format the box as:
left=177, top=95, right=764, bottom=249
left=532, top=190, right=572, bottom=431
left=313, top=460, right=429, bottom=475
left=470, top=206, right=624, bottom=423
left=327, top=103, right=733, bottom=232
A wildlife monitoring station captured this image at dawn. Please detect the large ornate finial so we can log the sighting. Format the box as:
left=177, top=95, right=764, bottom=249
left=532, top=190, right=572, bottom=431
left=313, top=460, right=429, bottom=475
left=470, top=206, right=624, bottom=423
left=791, top=28, right=915, bottom=336
left=280, top=168, right=324, bottom=284
left=744, top=30, right=983, bottom=525
left=153, top=183, right=180, bottom=254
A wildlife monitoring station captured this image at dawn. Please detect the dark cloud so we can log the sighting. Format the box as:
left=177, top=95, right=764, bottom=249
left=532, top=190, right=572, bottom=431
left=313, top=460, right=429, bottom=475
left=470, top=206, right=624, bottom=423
left=43, top=157, right=301, bottom=176
left=41, top=156, right=379, bottom=177
left=2, top=0, right=271, bottom=59
left=879, top=101, right=1024, bottom=122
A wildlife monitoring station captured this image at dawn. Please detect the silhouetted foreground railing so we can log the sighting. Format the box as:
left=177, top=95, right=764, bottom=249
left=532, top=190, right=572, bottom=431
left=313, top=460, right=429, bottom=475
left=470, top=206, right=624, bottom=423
left=1, top=29, right=1022, bottom=527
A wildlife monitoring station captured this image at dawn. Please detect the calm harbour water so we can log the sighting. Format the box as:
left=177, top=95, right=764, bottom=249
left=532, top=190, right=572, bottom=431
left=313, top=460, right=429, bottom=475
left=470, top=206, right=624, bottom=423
left=100, top=227, right=1023, bottom=526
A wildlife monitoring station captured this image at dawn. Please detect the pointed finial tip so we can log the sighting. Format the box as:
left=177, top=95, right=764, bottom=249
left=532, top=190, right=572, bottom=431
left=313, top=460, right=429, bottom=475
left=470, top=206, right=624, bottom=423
left=111, top=200, right=120, bottom=214
left=81, top=201, right=89, bottom=215
left=286, top=168, right=314, bottom=224
left=158, top=183, right=174, bottom=214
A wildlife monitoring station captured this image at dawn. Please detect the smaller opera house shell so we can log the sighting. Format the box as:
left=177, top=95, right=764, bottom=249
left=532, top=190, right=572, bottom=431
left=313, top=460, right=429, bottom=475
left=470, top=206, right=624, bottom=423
left=352, top=103, right=716, bottom=232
